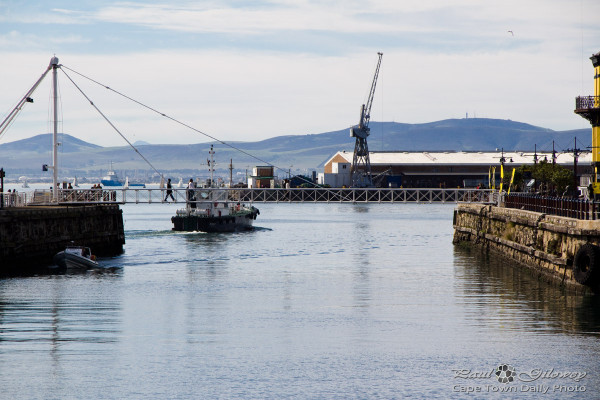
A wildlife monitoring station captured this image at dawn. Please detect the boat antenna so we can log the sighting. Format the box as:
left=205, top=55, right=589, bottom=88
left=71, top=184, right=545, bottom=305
left=229, top=158, right=234, bottom=187
left=208, top=144, right=215, bottom=187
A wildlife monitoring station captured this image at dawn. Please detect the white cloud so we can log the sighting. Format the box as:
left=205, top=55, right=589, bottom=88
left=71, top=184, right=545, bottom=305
left=0, top=30, right=89, bottom=50
left=0, top=10, right=89, bottom=25
left=0, top=31, right=38, bottom=48
left=89, top=2, right=400, bottom=34
left=78, top=0, right=594, bottom=41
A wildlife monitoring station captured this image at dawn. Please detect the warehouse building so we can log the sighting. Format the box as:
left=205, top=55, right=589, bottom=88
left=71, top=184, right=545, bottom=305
left=318, top=150, right=593, bottom=188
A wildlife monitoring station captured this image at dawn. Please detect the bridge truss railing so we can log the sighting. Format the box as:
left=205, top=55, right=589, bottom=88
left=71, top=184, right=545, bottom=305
left=233, top=188, right=497, bottom=203
left=23, top=187, right=498, bottom=205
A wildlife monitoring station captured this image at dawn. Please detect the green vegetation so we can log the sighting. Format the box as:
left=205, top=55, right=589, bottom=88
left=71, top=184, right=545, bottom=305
left=510, top=160, right=573, bottom=195
left=547, top=237, right=561, bottom=256
left=503, top=221, right=516, bottom=242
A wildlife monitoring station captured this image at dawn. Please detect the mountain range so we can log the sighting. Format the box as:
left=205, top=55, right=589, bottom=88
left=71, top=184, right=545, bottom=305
left=0, top=118, right=591, bottom=180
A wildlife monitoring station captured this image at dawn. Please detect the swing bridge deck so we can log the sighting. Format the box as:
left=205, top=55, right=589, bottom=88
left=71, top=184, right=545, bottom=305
left=8, top=187, right=499, bottom=206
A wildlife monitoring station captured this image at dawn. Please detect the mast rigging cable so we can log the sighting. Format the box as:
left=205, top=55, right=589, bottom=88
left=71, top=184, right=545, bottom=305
left=60, top=64, right=314, bottom=185
left=0, top=65, right=52, bottom=139
left=60, top=68, right=163, bottom=178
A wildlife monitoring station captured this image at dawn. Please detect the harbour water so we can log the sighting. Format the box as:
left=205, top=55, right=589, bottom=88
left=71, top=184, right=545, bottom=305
left=1, top=202, right=599, bottom=399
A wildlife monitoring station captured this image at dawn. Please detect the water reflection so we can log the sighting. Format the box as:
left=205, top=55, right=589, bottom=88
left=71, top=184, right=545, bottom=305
left=182, top=232, right=235, bottom=280
left=0, top=275, right=123, bottom=385
left=351, top=221, right=372, bottom=310
left=352, top=204, right=370, bottom=213
left=453, top=245, right=600, bottom=336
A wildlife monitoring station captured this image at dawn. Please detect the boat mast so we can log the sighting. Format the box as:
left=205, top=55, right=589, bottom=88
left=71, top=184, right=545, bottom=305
left=229, top=159, right=233, bottom=187
left=51, top=56, right=60, bottom=201
left=209, top=145, right=215, bottom=187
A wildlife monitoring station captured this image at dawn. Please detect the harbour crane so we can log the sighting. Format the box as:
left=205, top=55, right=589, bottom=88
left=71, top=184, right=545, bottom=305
left=350, top=52, right=383, bottom=187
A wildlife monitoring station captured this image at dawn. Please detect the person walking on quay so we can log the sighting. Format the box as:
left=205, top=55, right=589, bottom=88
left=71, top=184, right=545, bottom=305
left=164, top=178, right=175, bottom=202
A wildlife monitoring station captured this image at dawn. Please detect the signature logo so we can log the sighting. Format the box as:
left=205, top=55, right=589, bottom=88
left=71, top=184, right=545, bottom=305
left=495, top=364, right=516, bottom=384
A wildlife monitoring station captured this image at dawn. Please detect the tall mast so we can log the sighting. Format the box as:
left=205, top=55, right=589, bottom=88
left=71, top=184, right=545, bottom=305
left=51, top=56, right=60, bottom=201
left=229, top=159, right=233, bottom=187
left=209, top=145, right=215, bottom=187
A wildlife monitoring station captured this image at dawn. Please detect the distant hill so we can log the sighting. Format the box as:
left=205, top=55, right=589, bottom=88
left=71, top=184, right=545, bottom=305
left=0, top=133, right=101, bottom=154
left=0, top=118, right=591, bottom=178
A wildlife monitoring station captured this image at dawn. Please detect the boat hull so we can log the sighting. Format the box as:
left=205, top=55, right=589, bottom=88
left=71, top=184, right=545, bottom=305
left=53, top=251, right=99, bottom=270
left=100, top=180, right=123, bottom=187
left=171, top=208, right=259, bottom=233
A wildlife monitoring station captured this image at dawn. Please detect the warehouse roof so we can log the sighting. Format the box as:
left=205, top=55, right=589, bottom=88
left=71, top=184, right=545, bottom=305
left=327, top=151, right=592, bottom=166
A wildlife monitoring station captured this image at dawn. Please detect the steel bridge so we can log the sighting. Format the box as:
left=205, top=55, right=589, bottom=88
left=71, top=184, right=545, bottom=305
left=12, top=187, right=498, bottom=206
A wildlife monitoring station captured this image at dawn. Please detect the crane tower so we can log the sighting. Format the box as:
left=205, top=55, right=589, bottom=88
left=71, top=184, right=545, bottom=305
left=350, top=52, right=383, bottom=187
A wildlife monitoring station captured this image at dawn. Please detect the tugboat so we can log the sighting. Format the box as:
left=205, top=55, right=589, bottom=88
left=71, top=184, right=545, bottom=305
left=171, top=188, right=259, bottom=232
left=101, top=163, right=123, bottom=187
left=171, top=145, right=259, bottom=232
left=101, top=163, right=145, bottom=188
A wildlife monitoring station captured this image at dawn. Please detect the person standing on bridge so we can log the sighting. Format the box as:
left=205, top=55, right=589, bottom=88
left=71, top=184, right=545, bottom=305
left=165, top=178, right=175, bottom=202
left=187, top=178, right=197, bottom=208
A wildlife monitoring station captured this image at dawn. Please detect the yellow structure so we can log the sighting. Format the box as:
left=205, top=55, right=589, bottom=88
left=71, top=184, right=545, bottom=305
left=594, top=53, right=600, bottom=163
left=575, top=52, right=600, bottom=176
left=596, top=53, right=600, bottom=106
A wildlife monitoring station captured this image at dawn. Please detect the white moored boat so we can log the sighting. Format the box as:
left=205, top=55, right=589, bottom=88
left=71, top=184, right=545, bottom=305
left=101, top=167, right=123, bottom=187
left=53, top=246, right=99, bottom=270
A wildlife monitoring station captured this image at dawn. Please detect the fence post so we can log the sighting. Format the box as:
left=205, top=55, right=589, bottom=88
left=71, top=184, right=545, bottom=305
left=0, top=168, right=4, bottom=209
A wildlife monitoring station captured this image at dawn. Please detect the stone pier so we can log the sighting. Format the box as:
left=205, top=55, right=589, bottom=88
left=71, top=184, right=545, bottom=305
left=453, top=203, right=600, bottom=293
left=0, top=205, right=125, bottom=272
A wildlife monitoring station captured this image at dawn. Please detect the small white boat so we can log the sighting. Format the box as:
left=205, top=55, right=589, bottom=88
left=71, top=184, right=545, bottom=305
left=124, top=176, right=145, bottom=189
left=19, top=176, right=30, bottom=188
left=53, top=246, right=99, bottom=270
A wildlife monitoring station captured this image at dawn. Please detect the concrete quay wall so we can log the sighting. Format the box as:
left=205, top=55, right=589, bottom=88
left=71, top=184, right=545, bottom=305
left=453, top=203, right=600, bottom=293
left=0, top=205, right=125, bottom=271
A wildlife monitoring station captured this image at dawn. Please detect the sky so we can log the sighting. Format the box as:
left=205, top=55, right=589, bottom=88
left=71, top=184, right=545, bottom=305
left=0, top=0, right=599, bottom=147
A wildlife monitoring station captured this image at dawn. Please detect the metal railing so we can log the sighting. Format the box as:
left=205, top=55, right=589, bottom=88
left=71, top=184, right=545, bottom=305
left=504, top=193, right=596, bottom=220
left=0, top=192, right=28, bottom=208
left=14, top=187, right=498, bottom=205
left=575, top=95, right=600, bottom=109
left=233, top=188, right=497, bottom=204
